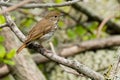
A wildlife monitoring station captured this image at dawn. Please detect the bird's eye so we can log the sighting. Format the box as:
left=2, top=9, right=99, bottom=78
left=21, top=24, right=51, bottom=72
left=55, top=16, right=57, bottom=18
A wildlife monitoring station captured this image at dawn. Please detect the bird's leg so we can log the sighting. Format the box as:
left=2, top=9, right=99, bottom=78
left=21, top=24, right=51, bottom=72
left=37, top=43, right=52, bottom=54
left=44, top=49, right=52, bottom=53
left=28, top=42, right=52, bottom=53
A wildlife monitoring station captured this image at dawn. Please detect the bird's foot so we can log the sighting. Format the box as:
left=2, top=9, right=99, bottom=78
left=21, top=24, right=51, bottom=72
left=45, top=49, right=52, bottom=53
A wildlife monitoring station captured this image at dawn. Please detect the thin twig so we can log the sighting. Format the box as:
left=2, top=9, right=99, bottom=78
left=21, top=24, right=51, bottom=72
left=0, top=0, right=80, bottom=9
left=97, top=15, right=115, bottom=38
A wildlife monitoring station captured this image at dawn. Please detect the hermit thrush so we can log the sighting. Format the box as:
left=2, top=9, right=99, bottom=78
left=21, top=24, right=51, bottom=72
left=17, top=11, right=61, bottom=54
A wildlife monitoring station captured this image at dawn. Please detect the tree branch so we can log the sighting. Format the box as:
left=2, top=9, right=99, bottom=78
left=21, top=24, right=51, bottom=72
left=28, top=43, right=104, bottom=80
left=97, top=15, right=115, bottom=38
left=0, top=0, right=80, bottom=9
left=32, top=35, right=120, bottom=63
left=2, top=34, right=120, bottom=78
left=60, top=35, right=120, bottom=56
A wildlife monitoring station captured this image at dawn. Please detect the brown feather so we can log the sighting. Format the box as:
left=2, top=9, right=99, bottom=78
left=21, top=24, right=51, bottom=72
left=27, top=18, right=53, bottom=42
left=17, top=43, right=26, bottom=54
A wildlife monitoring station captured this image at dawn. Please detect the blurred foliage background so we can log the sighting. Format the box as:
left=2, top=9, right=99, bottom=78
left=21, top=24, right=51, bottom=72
left=0, top=0, right=120, bottom=80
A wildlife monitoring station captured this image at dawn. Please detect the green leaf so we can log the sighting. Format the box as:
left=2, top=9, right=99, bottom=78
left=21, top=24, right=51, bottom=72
left=88, top=22, right=98, bottom=31
left=58, top=21, right=65, bottom=28
left=0, top=45, right=6, bottom=58
left=3, top=59, right=15, bottom=65
left=67, top=29, right=76, bottom=39
left=21, top=18, right=34, bottom=27
left=82, top=36, right=89, bottom=41
left=48, top=8, right=55, bottom=11
left=53, top=37, right=58, bottom=46
left=0, top=58, right=3, bottom=62
left=75, top=26, right=86, bottom=36
left=89, top=34, right=96, bottom=39
left=0, top=36, right=5, bottom=42
left=55, top=0, right=64, bottom=3
left=6, top=49, right=16, bottom=59
left=0, top=15, right=5, bottom=24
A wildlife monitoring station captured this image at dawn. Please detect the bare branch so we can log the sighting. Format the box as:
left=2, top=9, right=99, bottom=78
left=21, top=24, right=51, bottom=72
left=97, top=15, right=115, bottom=38
left=0, top=0, right=33, bottom=14
left=1, top=7, right=26, bottom=42
left=32, top=35, right=120, bottom=64
left=0, top=0, right=80, bottom=9
left=49, top=42, right=56, bottom=54
left=60, top=36, right=120, bottom=57
left=28, top=42, right=104, bottom=80
left=49, top=42, right=81, bottom=77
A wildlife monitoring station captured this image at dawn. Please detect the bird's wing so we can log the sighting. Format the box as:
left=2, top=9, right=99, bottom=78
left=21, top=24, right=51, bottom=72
left=24, top=19, right=53, bottom=44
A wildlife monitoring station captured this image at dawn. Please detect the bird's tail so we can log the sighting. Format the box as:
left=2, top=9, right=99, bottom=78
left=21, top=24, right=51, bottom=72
left=17, top=43, right=26, bottom=54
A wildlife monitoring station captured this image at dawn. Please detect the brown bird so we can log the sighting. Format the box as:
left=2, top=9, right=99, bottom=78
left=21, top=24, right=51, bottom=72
left=17, top=11, right=61, bottom=54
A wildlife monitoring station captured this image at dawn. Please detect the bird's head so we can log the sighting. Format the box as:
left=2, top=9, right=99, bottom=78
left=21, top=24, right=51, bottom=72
left=44, top=11, right=62, bottom=24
